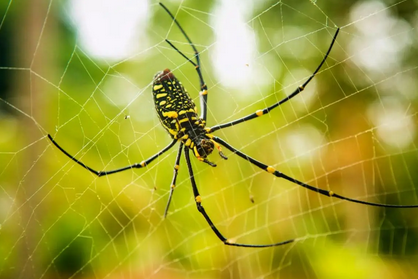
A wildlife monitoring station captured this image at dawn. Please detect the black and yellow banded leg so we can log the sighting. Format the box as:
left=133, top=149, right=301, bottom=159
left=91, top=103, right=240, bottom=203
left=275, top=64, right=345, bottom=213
left=184, top=148, right=295, bottom=248
left=163, top=39, right=208, bottom=121
left=48, top=134, right=177, bottom=177
left=212, top=136, right=418, bottom=208
left=160, top=2, right=209, bottom=121
left=164, top=142, right=184, bottom=217
left=208, top=28, right=340, bottom=133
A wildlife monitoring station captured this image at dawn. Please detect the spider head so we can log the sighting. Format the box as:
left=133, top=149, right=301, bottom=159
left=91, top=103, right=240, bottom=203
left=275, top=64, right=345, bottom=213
left=193, top=138, right=216, bottom=167
left=193, top=136, right=228, bottom=167
left=195, top=138, right=214, bottom=159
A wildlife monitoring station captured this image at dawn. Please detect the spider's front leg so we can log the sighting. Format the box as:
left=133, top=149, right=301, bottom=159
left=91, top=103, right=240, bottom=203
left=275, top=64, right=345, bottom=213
left=207, top=28, right=340, bottom=134
left=164, top=143, right=184, bottom=218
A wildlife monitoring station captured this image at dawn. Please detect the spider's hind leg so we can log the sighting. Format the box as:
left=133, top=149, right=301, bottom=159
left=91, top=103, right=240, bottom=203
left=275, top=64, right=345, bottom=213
left=184, top=147, right=295, bottom=248
left=164, top=143, right=184, bottom=218
left=207, top=28, right=340, bottom=133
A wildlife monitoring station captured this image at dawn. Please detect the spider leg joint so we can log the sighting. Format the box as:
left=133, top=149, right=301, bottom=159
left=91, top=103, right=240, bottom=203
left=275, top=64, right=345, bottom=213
left=225, top=238, right=236, bottom=244
left=266, top=166, right=276, bottom=174
left=256, top=110, right=264, bottom=116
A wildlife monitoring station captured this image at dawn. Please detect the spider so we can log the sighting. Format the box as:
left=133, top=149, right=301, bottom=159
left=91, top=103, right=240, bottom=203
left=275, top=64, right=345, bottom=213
left=48, top=2, right=418, bottom=248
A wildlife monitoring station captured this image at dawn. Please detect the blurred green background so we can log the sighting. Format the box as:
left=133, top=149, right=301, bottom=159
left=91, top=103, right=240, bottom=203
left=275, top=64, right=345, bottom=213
left=1, top=0, right=418, bottom=278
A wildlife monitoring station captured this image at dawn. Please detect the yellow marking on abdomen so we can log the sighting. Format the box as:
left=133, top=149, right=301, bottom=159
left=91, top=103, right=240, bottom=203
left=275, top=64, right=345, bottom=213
left=165, top=104, right=172, bottom=108
left=159, top=100, right=167, bottom=106
left=195, top=195, right=202, bottom=203
left=200, top=90, right=208, bottom=96
left=153, top=84, right=163, bottom=91
left=163, top=111, right=178, bottom=118
left=256, top=110, right=264, bottom=116
left=156, top=93, right=168, bottom=98
left=179, top=118, right=190, bottom=124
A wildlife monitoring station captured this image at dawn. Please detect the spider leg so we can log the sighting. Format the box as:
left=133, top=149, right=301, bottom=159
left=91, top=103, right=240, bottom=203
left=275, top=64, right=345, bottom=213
left=184, top=147, right=295, bottom=247
left=164, top=40, right=208, bottom=116
left=165, top=39, right=197, bottom=67
left=48, top=134, right=177, bottom=177
left=213, top=136, right=418, bottom=208
left=164, top=142, right=184, bottom=218
left=207, top=28, right=340, bottom=133
left=160, top=2, right=209, bottom=122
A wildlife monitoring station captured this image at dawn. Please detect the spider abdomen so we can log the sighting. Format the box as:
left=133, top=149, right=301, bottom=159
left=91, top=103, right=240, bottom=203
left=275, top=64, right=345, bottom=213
left=152, top=69, right=207, bottom=145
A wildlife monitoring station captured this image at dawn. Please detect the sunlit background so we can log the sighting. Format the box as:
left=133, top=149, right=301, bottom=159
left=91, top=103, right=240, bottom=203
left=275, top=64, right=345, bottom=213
left=1, top=0, right=418, bottom=278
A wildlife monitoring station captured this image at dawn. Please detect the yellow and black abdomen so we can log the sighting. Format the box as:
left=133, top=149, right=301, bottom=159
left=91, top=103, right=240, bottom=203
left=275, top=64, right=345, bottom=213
left=152, top=69, right=199, bottom=139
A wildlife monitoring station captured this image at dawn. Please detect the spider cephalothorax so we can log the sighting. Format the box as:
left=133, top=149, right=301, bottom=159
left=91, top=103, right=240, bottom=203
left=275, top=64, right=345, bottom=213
left=152, top=68, right=225, bottom=165
left=47, top=3, right=418, bottom=249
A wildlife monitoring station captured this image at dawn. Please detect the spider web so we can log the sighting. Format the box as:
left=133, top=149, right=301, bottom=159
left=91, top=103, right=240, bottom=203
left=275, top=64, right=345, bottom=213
left=1, top=0, right=418, bottom=278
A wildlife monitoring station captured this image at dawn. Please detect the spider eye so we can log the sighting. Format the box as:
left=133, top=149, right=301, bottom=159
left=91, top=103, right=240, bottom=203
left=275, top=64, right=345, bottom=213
left=197, top=139, right=214, bottom=158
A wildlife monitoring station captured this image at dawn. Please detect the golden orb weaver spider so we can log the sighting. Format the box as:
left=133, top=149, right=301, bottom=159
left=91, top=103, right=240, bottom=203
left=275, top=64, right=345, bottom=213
left=48, top=2, right=418, bottom=248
